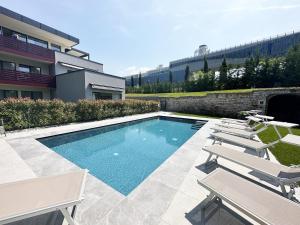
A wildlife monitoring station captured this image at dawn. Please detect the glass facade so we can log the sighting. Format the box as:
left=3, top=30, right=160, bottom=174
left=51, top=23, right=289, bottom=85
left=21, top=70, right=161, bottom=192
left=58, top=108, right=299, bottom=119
left=0, top=90, right=18, bottom=99
left=50, top=43, right=61, bottom=52
left=93, top=92, right=113, bottom=100
left=0, top=90, right=43, bottom=100
left=27, top=36, right=48, bottom=49
left=18, top=64, right=30, bottom=73
left=1, top=61, right=16, bottom=70
left=0, top=26, right=49, bottom=49
left=21, top=91, right=43, bottom=100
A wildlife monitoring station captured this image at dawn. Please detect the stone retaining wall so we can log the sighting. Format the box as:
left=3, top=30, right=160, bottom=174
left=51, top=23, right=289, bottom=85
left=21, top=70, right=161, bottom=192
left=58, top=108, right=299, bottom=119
left=128, top=87, right=300, bottom=117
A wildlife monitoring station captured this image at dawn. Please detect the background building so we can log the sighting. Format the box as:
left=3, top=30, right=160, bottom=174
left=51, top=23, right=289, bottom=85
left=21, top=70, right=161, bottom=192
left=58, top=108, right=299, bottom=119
left=0, top=6, right=125, bottom=101
left=126, top=31, right=300, bottom=86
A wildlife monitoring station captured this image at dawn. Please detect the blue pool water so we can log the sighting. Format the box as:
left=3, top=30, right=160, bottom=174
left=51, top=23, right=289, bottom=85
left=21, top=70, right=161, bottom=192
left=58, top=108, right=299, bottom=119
left=39, top=117, right=198, bottom=195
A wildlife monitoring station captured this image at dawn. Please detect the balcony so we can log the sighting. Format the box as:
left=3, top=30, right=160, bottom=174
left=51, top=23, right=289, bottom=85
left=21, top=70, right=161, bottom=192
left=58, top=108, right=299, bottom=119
left=0, top=69, right=56, bottom=88
left=0, top=35, right=55, bottom=63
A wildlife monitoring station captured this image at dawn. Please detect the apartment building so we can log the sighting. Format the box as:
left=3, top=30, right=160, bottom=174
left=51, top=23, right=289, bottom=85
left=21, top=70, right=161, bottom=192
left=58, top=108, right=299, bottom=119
left=0, top=6, right=125, bottom=101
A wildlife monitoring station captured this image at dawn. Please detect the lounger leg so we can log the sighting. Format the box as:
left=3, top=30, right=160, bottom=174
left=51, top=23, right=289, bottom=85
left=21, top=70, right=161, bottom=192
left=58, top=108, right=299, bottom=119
left=265, top=149, right=270, bottom=160
left=205, top=153, right=213, bottom=164
left=200, top=193, right=215, bottom=225
left=71, top=205, right=77, bottom=218
left=280, top=184, right=288, bottom=197
left=61, top=208, right=77, bottom=225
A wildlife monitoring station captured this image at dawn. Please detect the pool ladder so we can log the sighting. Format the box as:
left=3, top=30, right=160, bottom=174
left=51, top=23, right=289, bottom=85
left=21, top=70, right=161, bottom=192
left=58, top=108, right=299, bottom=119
left=191, top=121, right=206, bottom=130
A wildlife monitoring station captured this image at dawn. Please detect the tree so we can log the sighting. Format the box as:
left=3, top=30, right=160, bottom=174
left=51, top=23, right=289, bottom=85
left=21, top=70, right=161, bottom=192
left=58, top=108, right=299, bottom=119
left=169, top=71, right=173, bottom=83
left=138, top=72, right=142, bottom=87
left=184, top=66, right=190, bottom=81
left=218, top=57, right=228, bottom=89
left=283, top=44, right=300, bottom=86
left=203, top=57, right=209, bottom=73
left=131, top=76, right=134, bottom=87
left=242, top=57, right=256, bottom=88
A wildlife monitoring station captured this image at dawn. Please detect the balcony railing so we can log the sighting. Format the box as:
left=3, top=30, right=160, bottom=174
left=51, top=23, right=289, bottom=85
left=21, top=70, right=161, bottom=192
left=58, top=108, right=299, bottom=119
left=0, top=69, right=56, bottom=88
left=0, top=35, right=55, bottom=63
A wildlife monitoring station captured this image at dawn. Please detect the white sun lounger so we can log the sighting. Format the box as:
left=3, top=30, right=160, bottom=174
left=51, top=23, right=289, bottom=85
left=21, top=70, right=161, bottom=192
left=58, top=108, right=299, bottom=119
left=281, top=134, right=300, bottom=147
left=0, top=170, right=88, bottom=225
left=264, top=121, right=299, bottom=138
left=211, top=124, right=267, bottom=139
left=216, top=122, right=252, bottom=130
left=202, top=145, right=300, bottom=198
left=198, top=168, right=300, bottom=225
left=221, top=116, right=262, bottom=127
left=255, top=114, right=274, bottom=122
left=210, top=132, right=277, bottom=159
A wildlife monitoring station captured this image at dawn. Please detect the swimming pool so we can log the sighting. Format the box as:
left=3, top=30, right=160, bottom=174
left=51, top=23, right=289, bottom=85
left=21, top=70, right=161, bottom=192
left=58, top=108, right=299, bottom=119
left=39, top=117, right=201, bottom=195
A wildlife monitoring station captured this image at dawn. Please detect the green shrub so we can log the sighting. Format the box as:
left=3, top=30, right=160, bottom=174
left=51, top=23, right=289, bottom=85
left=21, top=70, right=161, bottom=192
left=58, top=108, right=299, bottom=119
left=0, top=98, right=160, bottom=131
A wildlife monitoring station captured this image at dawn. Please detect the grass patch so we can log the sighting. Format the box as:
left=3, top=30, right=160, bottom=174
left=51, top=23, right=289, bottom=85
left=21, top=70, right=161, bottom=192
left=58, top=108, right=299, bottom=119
left=126, top=88, right=273, bottom=98
left=172, top=112, right=220, bottom=119
left=257, top=126, right=300, bottom=166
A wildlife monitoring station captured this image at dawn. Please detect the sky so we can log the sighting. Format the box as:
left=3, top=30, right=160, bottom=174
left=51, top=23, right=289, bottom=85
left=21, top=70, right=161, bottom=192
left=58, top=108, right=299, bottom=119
left=1, top=0, right=300, bottom=76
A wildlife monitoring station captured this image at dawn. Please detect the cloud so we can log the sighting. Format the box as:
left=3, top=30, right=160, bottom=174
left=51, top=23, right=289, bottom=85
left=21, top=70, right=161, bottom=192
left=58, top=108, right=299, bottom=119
left=172, top=24, right=183, bottom=32
left=208, top=3, right=300, bottom=14
left=119, top=66, right=152, bottom=76
left=115, top=25, right=133, bottom=38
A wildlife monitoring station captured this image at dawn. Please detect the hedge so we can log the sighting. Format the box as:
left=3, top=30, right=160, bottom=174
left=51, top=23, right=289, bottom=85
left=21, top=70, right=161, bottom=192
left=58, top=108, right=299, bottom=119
left=0, top=98, right=160, bottom=131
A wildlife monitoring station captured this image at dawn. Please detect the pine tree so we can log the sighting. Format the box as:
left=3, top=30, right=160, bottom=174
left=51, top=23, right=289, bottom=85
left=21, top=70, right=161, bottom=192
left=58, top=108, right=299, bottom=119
left=131, top=76, right=134, bottom=87
left=169, top=71, right=173, bottom=83
left=184, top=66, right=190, bottom=81
left=243, top=57, right=256, bottom=88
left=138, top=72, right=142, bottom=87
left=218, top=58, right=228, bottom=89
left=203, top=57, right=209, bottom=73
left=284, top=44, right=300, bottom=86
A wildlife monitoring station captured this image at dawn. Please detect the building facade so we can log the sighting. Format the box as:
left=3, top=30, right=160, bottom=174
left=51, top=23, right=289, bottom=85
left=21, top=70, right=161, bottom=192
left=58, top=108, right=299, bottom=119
left=0, top=6, right=125, bottom=101
left=126, top=31, right=300, bottom=86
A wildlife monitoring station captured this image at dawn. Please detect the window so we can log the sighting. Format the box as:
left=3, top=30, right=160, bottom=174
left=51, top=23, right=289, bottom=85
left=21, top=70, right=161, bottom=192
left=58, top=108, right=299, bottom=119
left=21, top=91, right=43, bottom=100
left=0, top=90, right=18, bottom=99
left=21, top=91, right=31, bottom=99
left=17, top=64, right=41, bottom=74
left=0, top=90, right=4, bottom=100
left=2, top=61, right=16, bottom=71
left=32, top=91, right=43, bottom=100
left=2, top=27, right=13, bottom=37
left=27, top=36, right=48, bottom=48
left=93, top=92, right=113, bottom=100
left=12, top=32, right=27, bottom=42
left=30, top=66, right=41, bottom=74
left=50, top=43, right=61, bottom=52
left=18, top=64, right=30, bottom=73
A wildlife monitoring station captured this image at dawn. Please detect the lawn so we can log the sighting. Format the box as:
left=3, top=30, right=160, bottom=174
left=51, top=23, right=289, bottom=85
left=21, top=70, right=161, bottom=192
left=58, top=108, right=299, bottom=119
left=172, top=112, right=300, bottom=166
left=126, top=88, right=271, bottom=98
left=257, top=126, right=300, bottom=166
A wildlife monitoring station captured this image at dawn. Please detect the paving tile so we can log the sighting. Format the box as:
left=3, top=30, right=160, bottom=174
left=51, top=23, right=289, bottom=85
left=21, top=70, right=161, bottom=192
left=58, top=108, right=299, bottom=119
left=3, top=113, right=298, bottom=225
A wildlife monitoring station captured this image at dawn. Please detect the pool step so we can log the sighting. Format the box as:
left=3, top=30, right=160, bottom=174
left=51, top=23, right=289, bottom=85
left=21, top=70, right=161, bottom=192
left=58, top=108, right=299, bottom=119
left=191, top=121, right=206, bottom=130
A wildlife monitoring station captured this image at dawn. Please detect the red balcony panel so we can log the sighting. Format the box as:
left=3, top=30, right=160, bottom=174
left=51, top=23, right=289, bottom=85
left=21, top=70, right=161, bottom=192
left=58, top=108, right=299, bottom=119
left=0, top=69, right=56, bottom=88
left=0, top=35, right=55, bottom=63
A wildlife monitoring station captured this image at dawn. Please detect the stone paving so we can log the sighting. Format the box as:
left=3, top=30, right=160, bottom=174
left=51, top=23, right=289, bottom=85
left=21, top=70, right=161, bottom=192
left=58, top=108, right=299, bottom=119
left=1, top=112, right=299, bottom=225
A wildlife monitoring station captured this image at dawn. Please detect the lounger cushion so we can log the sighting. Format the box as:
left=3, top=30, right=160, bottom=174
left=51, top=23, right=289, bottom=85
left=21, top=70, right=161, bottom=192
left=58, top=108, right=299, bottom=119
left=203, top=145, right=300, bottom=180
left=0, top=170, right=86, bottom=223
left=211, top=127, right=255, bottom=138
left=199, top=168, right=300, bottom=225
left=281, top=134, right=300, bottom=147
left=211, top=132, right=266, bottom=150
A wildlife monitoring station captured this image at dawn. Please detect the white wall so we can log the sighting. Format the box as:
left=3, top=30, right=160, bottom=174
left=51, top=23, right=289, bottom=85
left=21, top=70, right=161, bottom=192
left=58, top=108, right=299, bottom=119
left=54, top=52, right=103, bottom=75
left=84, top=70, right=125, bottom=100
